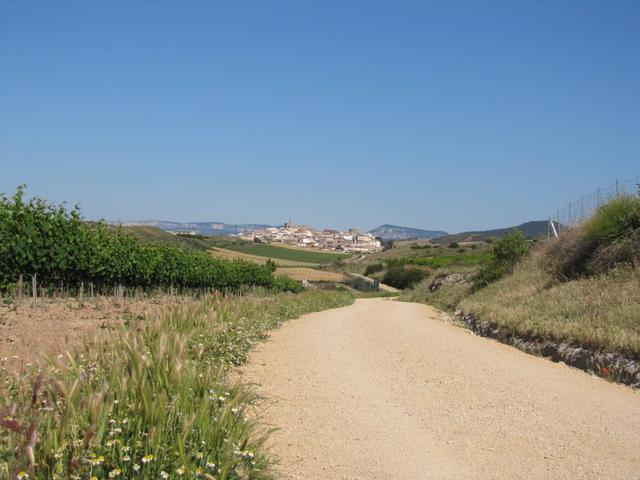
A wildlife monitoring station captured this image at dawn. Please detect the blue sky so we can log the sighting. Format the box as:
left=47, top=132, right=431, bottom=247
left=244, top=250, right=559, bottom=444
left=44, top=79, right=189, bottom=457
left=1, top=1, right=638, bottom=233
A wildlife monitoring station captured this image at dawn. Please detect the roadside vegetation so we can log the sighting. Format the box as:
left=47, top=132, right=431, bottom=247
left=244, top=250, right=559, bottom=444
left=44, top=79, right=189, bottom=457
left=0, top=290, right=353, bottom=479
left=0, top=187, right=299, bottom=295
left=0, top=186, right=360, bottom=479
left=402, top=195, right=640, bottom=357
left=339, top=238, right=492, bottom=292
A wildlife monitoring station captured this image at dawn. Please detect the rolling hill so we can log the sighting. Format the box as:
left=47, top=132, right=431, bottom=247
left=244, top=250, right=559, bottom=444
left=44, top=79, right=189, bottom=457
left=368, top=224, right=449, bottom=241
left=115, top=220, right=275, bottom=236
left=431, top=220, right=550, bottom=244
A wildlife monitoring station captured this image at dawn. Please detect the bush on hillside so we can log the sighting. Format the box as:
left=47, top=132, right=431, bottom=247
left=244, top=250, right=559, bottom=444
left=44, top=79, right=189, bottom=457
left=272, top=275, right=305, bottom=293
left=381, top=239, right=394, bottom=250
left=364, top=263, right=384, bottom=276
left=473, top=230, right=529, bottom=290
left=544, top=195, right=640, bottom=280
left=584, top=195, right=640, bottom=243
left=382, top=266, right=426, bottom=289
left=448, top=242, right=460, bottom=249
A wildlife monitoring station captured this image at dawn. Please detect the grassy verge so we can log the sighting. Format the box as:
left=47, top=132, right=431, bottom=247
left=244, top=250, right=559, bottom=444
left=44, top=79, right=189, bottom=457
left=401, top=197, right=640, bottom=358
left=460, top=254, right=640, bottom=358
left=0, top=290, right=353, bottom=479
left=401, top=249, right=640, bottom=357
left=401, top=271, right=474, bottom=311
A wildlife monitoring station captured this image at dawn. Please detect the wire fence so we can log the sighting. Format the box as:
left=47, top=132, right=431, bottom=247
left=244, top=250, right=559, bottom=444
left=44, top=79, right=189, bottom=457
left=549, top=175, right=640, bottom=237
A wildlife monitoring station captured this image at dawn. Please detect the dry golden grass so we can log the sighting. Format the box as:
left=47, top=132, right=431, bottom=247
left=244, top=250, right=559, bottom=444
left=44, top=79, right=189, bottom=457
left=276, top=267, right=348, bottom=282
left=210, top=247, right=319, bottom=266
left=460, top=251, right=640, bottom=357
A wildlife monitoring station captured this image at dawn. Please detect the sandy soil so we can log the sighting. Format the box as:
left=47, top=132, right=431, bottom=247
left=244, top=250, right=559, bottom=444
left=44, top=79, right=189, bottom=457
left=238, top=298, right=640, bottom=480
left=0, top=296, right=180, bottom=371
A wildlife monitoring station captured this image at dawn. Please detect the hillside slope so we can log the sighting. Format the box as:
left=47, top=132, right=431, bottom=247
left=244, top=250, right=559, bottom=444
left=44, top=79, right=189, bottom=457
left=122, top=226, right=223, bottom=251
left=432, top=220, right=548, bottom=244
left=368, top=224, right=448, bottom=240
left=117, top=220, right=274, bottom=236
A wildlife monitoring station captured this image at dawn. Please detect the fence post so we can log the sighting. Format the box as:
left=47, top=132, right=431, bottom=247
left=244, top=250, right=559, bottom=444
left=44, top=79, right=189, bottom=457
left=32, top=274, right=37, bottom=311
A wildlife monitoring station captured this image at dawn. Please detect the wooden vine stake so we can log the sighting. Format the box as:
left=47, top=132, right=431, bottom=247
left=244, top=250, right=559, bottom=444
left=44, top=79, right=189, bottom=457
left=32, top=274, right=37, bottom=311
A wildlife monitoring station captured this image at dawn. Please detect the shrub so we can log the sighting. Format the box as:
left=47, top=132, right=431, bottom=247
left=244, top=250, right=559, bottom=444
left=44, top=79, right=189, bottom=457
left=382, top=266, right=426, bottom=289
left=448, top=242, right=460, bottom=249
left=544, top=195, right=640, bottom=280
left=584, top=195, right=640, bottom=244
left=473, top=231, right=529, bottom=290
left=272, top=275, right=305, bottom=293
left=364, top=263, right=384, bottom=276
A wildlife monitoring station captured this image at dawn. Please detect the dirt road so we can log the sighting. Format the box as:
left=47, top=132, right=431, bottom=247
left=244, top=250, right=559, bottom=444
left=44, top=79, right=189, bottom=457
left=238, top=298, right=640, bottom=480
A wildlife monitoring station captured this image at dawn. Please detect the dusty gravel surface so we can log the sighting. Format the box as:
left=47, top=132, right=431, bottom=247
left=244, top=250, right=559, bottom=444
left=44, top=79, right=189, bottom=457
left=238, top=298, right=640, bottom=480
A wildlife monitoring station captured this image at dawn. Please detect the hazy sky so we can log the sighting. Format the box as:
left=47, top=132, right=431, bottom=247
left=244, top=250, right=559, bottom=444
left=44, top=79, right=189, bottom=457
left=1, top=1, right=639, bottom=233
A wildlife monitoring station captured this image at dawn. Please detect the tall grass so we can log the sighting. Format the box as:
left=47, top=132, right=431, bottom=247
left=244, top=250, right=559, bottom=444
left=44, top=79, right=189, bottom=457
left=460, top=253, right=640, bottom=357
left=0, top=290, right=353, bottom=479
left=401, top=196, right=640, bottom=356
left=545, top=195, right=640, bottom=280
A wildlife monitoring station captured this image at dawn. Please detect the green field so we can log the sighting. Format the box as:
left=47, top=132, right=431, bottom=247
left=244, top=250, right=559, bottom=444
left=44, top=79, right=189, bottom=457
left=224, top=243, right=351, bottom=264
left=387, top=253, right=490, bottom=268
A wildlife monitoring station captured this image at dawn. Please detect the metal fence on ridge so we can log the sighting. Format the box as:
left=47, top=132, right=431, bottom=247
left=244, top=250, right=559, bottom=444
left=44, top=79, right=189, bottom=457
left=548, top=174, right=640, bottom=238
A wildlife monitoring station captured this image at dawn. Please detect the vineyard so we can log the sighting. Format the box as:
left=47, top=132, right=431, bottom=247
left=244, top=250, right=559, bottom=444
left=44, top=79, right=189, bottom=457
left=0, top=187, right=290, bottom=294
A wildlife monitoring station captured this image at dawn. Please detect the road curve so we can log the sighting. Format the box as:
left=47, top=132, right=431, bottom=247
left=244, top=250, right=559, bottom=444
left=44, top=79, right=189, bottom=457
left=237, top=298, right=640, bottom=480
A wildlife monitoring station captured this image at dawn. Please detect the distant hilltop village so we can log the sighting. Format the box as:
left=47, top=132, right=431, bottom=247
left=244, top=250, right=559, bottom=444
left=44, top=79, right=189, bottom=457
left=237, top=220, right=383, bottom=254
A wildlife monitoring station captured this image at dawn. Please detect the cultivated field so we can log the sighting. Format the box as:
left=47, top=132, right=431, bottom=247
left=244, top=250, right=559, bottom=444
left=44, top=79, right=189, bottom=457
left=0, top=295, right=185, bottom=372
left=222, top=242, right=351, bottom=264
left=275, top=267, right=348, bottom=282
left=211, top=246, right=319, bottom=266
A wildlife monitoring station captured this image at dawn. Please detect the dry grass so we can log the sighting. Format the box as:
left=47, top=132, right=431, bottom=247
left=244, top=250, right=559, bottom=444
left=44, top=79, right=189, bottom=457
left=275, top=267, right=348, bottom=282
left=211, top=247, right=319, bottom=266
left=403, top=276, right=472, bottom=311
left=460, top=251, right=640, bottom=357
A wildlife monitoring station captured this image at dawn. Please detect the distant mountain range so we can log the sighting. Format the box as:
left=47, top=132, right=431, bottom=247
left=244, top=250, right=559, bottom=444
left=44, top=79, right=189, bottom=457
left=431, top=220, right=550, bottom=244
left=367, top=224, right=449, bottom=241
left=115, top=220, right=275, bottom=236
left=114, top=219, right=550, bottom=243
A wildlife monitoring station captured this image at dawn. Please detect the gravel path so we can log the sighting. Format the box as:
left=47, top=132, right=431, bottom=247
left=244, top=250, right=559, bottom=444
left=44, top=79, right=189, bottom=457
left=238, top=298, right=640, bottom=480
